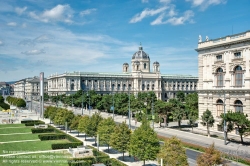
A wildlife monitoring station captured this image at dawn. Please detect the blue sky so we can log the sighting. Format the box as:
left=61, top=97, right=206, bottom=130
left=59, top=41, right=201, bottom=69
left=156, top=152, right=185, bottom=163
left=0, top=0, right=250, bottom=82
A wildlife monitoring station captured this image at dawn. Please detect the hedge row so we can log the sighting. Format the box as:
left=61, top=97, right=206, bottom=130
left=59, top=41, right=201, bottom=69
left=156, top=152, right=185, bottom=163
left=6, top=96, right=26, bottom=107
left=38, top=133, right=66, bottom=141
left=21, top=120, right=45, bottom=124
left=157, top=135, right=250, bottom=165
left=31, top=128, right=54, bottom=133
left=53, top=126, right=81, bottom=143
left=67, top=146, right=127, bottom=166
left=51, top=142, right=83, bottom=150
left=0, top=102, right=10, bottom=110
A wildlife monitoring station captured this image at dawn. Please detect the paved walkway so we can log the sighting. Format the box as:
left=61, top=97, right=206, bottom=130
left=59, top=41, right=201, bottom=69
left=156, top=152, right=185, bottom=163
left=0, top=149, right=68, bottom=157
left=0, top=132, right=32, bottom=135
left=0, top=139, right=40, bottom=144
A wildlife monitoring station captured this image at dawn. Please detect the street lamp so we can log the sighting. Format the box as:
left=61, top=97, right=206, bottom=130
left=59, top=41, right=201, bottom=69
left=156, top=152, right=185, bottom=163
left=81, top=90, right=84, bottom=115
left=87, top=91, right=90, bottom=116
left=221, top=89, right=227, bottom=145
left=128, top=85, right=131, bottom=129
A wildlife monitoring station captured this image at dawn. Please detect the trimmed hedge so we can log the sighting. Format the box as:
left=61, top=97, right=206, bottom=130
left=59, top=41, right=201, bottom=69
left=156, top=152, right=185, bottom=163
left=109, top=158, right=128, bottom=166
left=38, top=133, right=66, bottom=141
left=53, top=126, right=81, bottom=143
left=51, top=142, right=83, bottom=150
left=31, top=128, right=54, bottom=133
left=21, top=120, right=45, bottom=124
left=0, top=102, right=10, bottom=110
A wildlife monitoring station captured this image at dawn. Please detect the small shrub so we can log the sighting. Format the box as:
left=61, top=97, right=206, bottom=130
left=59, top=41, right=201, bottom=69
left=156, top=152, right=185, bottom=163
left=51, top=142, right=82, bottom=149
left=38, top=133, right=66, bottom=140
left=31, top=128, right=54, bottom=133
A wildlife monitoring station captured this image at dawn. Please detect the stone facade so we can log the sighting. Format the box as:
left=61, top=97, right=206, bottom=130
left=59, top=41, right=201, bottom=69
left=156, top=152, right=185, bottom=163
left=14, top=77, right=48, bottom=100
left=196, top=30, right=250, bottom=130
left=48, top=46, right=198, bottom=100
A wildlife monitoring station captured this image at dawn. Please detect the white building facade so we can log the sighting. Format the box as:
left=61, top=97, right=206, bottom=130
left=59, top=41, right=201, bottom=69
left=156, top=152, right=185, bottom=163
left=14, top=77, right=48, bottom=100
left=197, top=30, right=250, bottom=130
left=48, top=46, right=198, bottom=100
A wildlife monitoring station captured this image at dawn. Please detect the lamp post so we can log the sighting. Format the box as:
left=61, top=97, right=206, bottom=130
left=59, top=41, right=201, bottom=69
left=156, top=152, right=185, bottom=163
left=87, top=91, right=90, bottom=116
left=81, top=90, right=84, bottom=115
left=222, top=89, right=227, bottom=145
left=128, top=86, right=131, bottom=130
left=112, top=92, right=115, bottom=119
left=152, top=95, right=154, bottom=130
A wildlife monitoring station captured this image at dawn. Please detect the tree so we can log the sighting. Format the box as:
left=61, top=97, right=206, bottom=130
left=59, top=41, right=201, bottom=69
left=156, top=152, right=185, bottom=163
left=184, top=93, right=198, bottom=118
left=187, top=113, right=197, bottom=133
left=157, top=136, right=188, bottom=166
left=129, top=118, right=160, bottom=166
left=201, top=109, right=215, bottom=137
left=97, top=117, right=116, bottom=152
left=78, top=116, right=90, bottom=140
left=154, top=100, right=172, bottom=127
left=86, top=112, right=103, bottom=145
left=176, top=91, right=185, bottom=102
left=169, top=98, right=186, bottom=128
left=53, top=108, right=68, bottom=126
left=70, top=115, right=82, bottom=133
left=196, top=143, right=223, bottom=166
left=221, top=111, right=250, bottom=144
left=110, top=122, right=131, bottom=161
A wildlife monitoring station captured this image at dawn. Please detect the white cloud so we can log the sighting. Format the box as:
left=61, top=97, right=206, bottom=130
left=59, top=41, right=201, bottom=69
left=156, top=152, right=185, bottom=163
left=142, top=0, right=149, bottom=3
left=79, top=8, right=96, bottom=17
left=34, top=34, right=54, bottom=43
left=186, top=0, right=226, bottom=10
left=151, top=10, right=194, bottom=25
left=7, top=22, right=17, bottom=26
left=15, top=6, right=27, bottom=15
left=129, top=6, right=168, bottom=23
left=159, top=0, right=171, bottom=4
left=29, top=4, right=74, bottom=23
left=22, top=49, right=45, bottom=55
left=0, top=40, right=4, bottom=46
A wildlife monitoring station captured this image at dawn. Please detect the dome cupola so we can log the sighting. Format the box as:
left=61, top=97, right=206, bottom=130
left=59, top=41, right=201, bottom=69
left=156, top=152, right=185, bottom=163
left=132, top=45, right=150, bottom=60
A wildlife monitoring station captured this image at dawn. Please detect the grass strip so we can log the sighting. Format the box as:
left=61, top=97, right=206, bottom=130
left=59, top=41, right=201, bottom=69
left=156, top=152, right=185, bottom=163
left=0, top=127, right=32, bottom=134
left=0, top=133, right=40, bottom=142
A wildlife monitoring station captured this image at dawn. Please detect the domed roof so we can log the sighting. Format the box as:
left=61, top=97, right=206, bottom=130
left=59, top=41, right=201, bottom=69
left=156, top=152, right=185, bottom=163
left=153, top=61, right=159, bottom=65
left=132, top=46, right=150, bottom=60
left=123, top=63, right=129, bottom=66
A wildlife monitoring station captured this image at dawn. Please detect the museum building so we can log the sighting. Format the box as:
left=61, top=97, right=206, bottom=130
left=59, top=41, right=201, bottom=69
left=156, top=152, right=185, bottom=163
left=47, top=45, right=198, bottom=101
left=197, top=30, right=250, bottom=130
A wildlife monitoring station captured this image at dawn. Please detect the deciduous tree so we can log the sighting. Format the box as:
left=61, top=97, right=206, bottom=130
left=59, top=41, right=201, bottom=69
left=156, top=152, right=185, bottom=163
left=196, top=143, right=223, bottom=166
left=97, top=117, right=116, bottom=152
left=157, top=136, right=188, bottom=166
left=129, top=118, right=160, bottom=165
left=110, top=122, right=131, bottom=161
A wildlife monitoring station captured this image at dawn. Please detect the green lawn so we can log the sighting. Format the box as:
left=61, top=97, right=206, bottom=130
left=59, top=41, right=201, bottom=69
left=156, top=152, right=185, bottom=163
left=0, top=140, right=70, bottom=155
left=0, top=127, right=32, bottom=134
left=0, top=133, right=40, bottom=142
left=0, top=124, right=25, bottom=128
left=0, top=151, right=72, bottom=166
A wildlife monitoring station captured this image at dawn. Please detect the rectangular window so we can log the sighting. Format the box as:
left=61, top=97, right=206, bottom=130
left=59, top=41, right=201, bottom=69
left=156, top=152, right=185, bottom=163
left=216, top=55, right=222, bottom=61
left=217, top=105, right=223, bottom=117
left=217, top=74, right=223, bottom=86
left=235, top=73, right=243, bottom=86
left=234, top=52, right=241, bottom=58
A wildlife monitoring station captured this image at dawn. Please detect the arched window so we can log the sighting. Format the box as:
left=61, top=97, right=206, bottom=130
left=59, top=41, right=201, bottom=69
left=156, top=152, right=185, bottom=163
left=137, top=65, right=139, bottom=70
left=117, top=84, right=120, bottom=90
left=147, top=84, right=150, bottom=90
left=142, top=84, right=145, bottom=91
left=144, top=63, right=146, bottom=69
left=164, top=93, right=167, bottom=98
left=216, top=99, right=223, bottom=117
left=71, top=83, right=74, bottom=90
left=216, top=68, right=223, bottom=87
left=123, top=84, right=126, bottom=91
left=234, top=66, right=243, bottom=87
left=112, top=84, right=115, bottom=91
left=234, top=100, right=243, bottom=112
left=152, top=84, right=154, bottom=90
